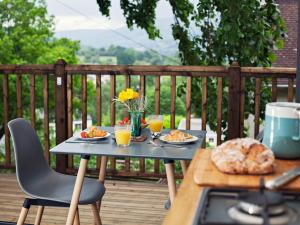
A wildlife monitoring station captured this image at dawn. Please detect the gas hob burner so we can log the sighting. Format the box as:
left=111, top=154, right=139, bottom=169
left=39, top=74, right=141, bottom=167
left=228, top=205, right=296, bottom=225
left=193, top=187, right=300, bottom=225
left=228, top=180, right=297, bottom=225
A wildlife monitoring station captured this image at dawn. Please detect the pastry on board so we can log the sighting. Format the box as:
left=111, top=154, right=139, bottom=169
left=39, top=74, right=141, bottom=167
left=211, top=138, right=275, bottom=175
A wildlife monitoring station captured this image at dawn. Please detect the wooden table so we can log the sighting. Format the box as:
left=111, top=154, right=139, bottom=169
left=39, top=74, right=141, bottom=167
left=163, top=149, right=300, bottom=225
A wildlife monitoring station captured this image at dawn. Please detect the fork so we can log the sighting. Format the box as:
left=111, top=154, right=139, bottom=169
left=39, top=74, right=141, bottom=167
left=148, top=140, right=185, bottom=149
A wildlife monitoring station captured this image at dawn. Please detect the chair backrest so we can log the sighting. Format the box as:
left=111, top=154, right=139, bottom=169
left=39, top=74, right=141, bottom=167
left=8, top=118, right=52, bottom=193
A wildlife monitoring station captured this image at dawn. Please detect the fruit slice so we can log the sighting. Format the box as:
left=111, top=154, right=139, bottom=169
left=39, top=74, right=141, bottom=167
left=80, top=131, right=87, bottom=138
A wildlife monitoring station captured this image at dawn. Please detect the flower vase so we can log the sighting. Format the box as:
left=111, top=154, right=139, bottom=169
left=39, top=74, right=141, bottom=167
left=130, top=111, right=142, bottom=137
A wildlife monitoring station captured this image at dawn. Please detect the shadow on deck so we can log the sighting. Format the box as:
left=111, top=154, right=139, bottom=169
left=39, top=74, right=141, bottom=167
left=0, top=174, right=169, bottom=225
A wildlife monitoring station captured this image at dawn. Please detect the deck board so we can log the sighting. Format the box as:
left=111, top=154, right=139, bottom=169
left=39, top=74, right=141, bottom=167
left=0, top=174, right=168, bottom=224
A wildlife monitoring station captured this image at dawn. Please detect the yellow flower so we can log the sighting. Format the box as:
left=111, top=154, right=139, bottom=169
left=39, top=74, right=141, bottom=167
left=118, top=90, right=127, bottom=103
left=126, top=88, right=135, bottom=100
left=133, top=91, right=139, bottom=99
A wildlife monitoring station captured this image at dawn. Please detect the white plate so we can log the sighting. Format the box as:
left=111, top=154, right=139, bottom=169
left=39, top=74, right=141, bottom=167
left=159, top=135, right=199, bottom=145
left=74, top=132, right=111, bottom=141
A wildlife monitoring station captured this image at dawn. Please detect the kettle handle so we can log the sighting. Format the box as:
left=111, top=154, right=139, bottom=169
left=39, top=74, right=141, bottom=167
left=292, top=107, right=300, bottom=141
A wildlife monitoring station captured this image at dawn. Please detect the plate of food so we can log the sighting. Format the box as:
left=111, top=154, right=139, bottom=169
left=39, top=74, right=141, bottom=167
left=75, top=126, right=110, bottom=141
left=159, top=130, right=198, bottom=144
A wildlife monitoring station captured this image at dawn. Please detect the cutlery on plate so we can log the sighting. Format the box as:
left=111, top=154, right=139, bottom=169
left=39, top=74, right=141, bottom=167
left=148, top=140, right=185, bottom=149
left=265, top=166, right=300, bottom=189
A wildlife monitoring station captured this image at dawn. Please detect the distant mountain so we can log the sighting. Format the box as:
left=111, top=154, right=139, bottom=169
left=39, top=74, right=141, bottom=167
left=55, top=19, right=178, bottom=56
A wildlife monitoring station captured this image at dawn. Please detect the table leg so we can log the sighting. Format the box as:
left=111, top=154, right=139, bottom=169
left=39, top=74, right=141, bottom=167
left=180, top=160, right=188, bottom=176
left=97, top=156, right=108, bottom=211
left=66, top=155, right=89, bottom=225
left=98, top=156, right=108, bottom=183
left=165, top=163, right=177, bottom=204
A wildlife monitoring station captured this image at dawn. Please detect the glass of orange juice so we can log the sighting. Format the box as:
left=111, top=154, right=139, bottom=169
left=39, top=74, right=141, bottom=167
left=114, top=124, right=131, bottom=147
left=148, top=115, right=164, bottom=137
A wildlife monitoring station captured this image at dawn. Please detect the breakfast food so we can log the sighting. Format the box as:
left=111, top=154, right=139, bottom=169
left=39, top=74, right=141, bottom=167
left=211, top=138, right=275, bottom=174
left=163, top=130, right=193, bottom=142
left=80, top=126, right=107, bottom=138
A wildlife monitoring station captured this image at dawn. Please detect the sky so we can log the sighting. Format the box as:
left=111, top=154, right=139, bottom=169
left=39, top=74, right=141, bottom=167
left=46, top=0, right=174, bottom=31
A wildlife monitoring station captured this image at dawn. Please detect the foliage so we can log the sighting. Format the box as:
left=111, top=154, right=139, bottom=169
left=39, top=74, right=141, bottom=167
left=96, top=0, right=287, bottom=138
left=174, top=1, right=286, bottom=135
left=76, top=46, right=185, bottom=125
left=0, top=0, right=80, bottom=140
left=77, top=45, right=180, bottom=65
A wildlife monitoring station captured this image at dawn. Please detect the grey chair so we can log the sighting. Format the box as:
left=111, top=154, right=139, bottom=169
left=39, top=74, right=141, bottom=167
left=8, top=118, right=105, bottom=225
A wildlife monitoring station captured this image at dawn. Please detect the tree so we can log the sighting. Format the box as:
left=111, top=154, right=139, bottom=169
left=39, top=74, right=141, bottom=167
left=0, top=0, right=80, bottom=138
left=96, top=0, right=286, bottom=137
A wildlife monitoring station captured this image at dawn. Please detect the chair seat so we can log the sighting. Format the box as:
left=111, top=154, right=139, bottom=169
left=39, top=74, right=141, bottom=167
left=20, top=171, right=105, bottom=205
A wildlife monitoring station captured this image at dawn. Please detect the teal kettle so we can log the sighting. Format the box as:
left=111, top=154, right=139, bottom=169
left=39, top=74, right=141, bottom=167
left=263, top=102, right=300, bottom=159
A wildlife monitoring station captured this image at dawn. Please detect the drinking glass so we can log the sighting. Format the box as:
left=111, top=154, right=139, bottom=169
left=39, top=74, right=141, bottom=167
left=114, top=124, right=131, bottom=147
left=148, top=115, right=164, bottom=138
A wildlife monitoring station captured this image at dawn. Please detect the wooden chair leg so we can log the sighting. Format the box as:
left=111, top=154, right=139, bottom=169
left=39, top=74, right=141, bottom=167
left=17, top=207, right=29, bottom=225
left=34, top=206, right=44, bottom=225
left=96, top=201, right=102, bottom=215
left=165, top=163, right=177, bottom=204
left=180, top=160, right=188, bottom=176
left=91, top=203, right=102, bottom=225
left=74, top=208, right=80, bottom=225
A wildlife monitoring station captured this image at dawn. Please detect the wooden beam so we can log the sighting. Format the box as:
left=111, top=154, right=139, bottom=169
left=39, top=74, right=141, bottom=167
left=228, top=62, right=241, bottom=139
left=54, top=59, right=68, bottom=173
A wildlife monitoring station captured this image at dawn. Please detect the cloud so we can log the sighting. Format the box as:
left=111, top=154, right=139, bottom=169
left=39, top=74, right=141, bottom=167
left=46, top=0, right=174, bottom=31
left=53, top=16, right=125, bottom=31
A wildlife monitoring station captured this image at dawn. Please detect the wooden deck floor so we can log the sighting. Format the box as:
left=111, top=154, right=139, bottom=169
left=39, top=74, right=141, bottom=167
left=0, top=174, right=169, bottom=225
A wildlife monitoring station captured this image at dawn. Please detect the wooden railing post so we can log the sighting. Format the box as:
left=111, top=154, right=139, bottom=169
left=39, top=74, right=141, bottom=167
left=227, top=62, right=241, bottom=139
left=54, top=59, right=68, bottom=173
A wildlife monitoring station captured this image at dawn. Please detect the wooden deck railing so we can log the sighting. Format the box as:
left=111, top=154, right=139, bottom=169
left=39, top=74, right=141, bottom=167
left=0, top=60, right=296, bottom=178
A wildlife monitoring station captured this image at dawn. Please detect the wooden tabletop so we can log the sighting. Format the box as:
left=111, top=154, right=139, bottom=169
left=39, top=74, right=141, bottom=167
left=163, top=149, right=300, bottom=225
left=163, top=149, right=204, bottom=225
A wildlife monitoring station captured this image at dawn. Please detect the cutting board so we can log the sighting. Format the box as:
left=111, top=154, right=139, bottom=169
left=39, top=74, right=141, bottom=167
left=193, top=149, right=300, bottom=190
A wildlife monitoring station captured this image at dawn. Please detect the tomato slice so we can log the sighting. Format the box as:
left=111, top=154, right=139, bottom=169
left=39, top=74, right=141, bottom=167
left=80, top=131, right=87, bottom=138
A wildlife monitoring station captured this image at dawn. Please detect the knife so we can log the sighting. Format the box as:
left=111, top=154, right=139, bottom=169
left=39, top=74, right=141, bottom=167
left=265, top=167, right=300, bottom=189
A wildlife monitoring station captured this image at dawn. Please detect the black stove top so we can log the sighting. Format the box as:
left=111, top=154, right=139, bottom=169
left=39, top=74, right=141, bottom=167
left=192, top=188, right=300, bottom=225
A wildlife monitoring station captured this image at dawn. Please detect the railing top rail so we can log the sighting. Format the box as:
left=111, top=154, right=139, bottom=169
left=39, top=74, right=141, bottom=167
left=65, top=64, right=229, bottom=75
left=0, top=63, right=297, bottom=77
left=241, top=67, right=296, bottom=74
left=0, top=64, right=54, bottom=74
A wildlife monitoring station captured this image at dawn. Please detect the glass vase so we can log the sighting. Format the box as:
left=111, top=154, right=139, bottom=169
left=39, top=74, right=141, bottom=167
left=130, top=111, right=142, bottom=137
